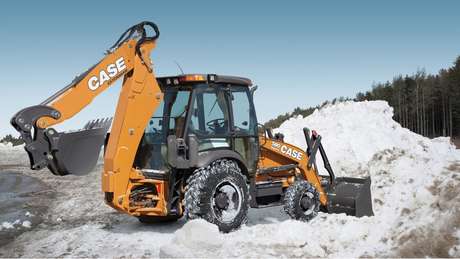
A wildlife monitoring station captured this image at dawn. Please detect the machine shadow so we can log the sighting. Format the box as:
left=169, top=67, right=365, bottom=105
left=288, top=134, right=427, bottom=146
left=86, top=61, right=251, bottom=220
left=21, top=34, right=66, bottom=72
left=106, top=215, right=187, bottom=235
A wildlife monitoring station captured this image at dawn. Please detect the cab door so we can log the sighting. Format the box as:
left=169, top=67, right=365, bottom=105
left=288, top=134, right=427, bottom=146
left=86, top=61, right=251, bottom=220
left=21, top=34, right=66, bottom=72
left=228, top=86, right=259, bottom=176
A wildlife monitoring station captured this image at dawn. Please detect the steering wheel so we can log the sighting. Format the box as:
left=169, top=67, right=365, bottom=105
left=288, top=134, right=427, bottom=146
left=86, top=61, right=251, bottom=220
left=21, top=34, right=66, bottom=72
left=147, top=120, right=159, bottom=134
left=206, top=118, right=226, bottom=131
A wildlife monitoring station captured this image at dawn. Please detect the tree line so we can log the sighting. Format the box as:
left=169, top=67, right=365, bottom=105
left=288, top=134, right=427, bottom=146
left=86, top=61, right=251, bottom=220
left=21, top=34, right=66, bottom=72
left=355, top=56, right=460, bottom=138
left=1, top=134, right=24, bottom=146
left=265, top=56, right=460, bottom=138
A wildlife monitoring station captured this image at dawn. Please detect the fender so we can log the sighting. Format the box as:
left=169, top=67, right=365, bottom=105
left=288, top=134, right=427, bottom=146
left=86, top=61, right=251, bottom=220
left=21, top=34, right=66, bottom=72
left=195, top=149, right=250, bottom=178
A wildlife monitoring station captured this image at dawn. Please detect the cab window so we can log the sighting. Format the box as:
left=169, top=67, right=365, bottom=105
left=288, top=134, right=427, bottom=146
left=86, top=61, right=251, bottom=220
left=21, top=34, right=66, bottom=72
left=188, top=85, right=230, bottom=150
left=230, top=87, right=256, bottom=135
left=134, top=89, right=191, bottom=170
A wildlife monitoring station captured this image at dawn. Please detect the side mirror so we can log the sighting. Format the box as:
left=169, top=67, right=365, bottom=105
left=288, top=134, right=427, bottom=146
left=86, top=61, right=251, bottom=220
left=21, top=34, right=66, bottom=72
left=257, top=123, right=268, bottom=145
left=250, top=85, right=258, bottom=97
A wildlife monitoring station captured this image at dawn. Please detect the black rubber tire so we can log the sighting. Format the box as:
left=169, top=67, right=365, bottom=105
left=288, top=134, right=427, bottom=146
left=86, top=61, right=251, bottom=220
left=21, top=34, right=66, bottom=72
left=184, top=159, right=249, bottom=233
left=283, top=180, right=320, bottom=221
left=138, top=215, right=181, bottom=224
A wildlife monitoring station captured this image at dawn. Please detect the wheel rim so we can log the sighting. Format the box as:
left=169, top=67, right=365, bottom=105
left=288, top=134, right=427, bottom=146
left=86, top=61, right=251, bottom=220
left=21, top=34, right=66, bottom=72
left=300, top=191, right=315, bottom=216
left=211, top=180, right=242, bottom=223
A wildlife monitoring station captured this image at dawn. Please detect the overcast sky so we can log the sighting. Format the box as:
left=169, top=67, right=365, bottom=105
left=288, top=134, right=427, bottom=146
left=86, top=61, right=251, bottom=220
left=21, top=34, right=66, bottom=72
left=1, top=0, right=459, bottom=137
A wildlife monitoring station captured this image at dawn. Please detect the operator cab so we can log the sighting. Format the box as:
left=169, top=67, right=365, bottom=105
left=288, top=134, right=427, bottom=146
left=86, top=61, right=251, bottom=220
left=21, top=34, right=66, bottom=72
left=133, top=74, right=259, bottom=175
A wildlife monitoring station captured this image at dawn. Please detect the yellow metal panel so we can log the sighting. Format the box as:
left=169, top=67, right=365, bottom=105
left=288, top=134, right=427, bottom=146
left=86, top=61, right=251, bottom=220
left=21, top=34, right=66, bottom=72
left=259, top=136, right=328, bottom=205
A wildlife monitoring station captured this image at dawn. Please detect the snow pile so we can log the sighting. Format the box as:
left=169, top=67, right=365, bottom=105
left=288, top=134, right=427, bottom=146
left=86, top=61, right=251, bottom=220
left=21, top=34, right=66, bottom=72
left=0, top=142, right=26, bottom=165
left=0, top=219, right=32, bottom=231
left=276, top=100, right=455, bottom=178
left=0, top=212, right=34, bottom=231
left=1, top=221, right=15, bottom=230
left=162, top=101, right=460, bottom=257
left=0, top=142, right=21, bottom=150
left=160, top=220, right=223, bottom=258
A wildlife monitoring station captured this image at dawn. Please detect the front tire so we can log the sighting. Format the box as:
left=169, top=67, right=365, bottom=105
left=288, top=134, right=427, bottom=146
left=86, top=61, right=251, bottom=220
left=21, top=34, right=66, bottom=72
left=185, top=159, right=249, bottom=232
left=283, top=180, right=320, bottom=221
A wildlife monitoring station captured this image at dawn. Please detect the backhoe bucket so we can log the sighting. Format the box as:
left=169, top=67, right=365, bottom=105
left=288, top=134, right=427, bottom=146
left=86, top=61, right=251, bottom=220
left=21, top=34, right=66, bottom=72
left=323, top=176, right=374, bottom=217
left=47, top=118, right=112, bottom=176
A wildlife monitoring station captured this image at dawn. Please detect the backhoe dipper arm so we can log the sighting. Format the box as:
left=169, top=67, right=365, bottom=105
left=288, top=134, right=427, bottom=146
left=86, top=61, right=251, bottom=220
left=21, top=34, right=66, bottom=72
left=10, top=22, right=163, bottom=180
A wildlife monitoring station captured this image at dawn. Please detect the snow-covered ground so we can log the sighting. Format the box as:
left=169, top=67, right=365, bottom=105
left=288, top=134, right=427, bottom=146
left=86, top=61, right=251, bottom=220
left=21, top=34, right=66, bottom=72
left=1, top=101, right=459, bottom=257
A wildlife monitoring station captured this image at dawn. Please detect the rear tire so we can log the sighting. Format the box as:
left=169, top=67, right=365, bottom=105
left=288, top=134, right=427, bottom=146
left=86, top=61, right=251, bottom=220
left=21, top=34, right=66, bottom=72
left=185, top=159, right=249, bottom=232
left=283, top=180, right=320, bottom=221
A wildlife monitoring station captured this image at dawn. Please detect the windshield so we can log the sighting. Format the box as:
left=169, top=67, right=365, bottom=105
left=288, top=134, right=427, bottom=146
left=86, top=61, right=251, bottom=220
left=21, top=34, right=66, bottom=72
left=134, top=89, right=191, bottom=170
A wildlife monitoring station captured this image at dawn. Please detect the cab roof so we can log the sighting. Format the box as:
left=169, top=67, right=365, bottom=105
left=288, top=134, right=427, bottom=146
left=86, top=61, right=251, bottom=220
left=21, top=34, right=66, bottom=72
left=157, top=74, right=252, bottom=89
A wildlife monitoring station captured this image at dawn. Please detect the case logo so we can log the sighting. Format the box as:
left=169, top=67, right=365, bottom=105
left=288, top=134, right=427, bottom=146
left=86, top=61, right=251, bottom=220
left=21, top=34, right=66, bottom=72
left=88, top=57, right=127, bottom=91
left=271, top=142, right=303, bottom=160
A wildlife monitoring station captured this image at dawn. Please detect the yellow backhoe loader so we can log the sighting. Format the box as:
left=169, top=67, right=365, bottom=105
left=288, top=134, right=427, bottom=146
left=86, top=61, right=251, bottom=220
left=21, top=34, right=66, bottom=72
left=11, top=21, right=373, bottom=232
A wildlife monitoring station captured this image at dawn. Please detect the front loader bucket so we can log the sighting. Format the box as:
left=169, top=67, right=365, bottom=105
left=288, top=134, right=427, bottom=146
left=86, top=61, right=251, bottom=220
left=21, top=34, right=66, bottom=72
left=47, top=118, right=112, bottom=176
left=301, top=127, right=374, bottom=217
left=324, top=176, right=374, bottom=217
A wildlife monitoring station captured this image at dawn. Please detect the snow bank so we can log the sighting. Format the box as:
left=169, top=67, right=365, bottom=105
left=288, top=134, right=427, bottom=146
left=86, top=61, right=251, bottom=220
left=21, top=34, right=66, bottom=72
left=276, top=100, right=456, bottom=177
left=160, top=219, right=224, bottom=257
left=162, top=101, right=460, bottom=257
left=0, top=142, right=22, bottom=150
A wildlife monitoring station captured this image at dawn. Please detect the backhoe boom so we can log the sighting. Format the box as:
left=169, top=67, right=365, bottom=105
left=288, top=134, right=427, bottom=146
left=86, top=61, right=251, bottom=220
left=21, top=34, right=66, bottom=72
left=11, top=21, right=165, bottom=213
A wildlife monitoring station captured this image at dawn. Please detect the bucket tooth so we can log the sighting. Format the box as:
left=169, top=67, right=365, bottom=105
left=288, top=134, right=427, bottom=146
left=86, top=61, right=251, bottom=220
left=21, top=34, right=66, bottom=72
left=83, top=117, right=112, bottom=130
